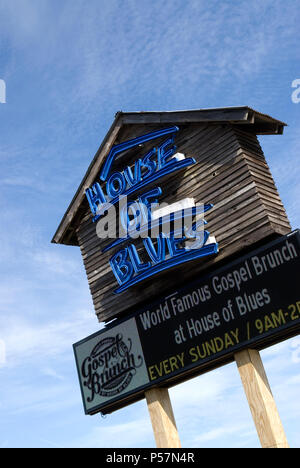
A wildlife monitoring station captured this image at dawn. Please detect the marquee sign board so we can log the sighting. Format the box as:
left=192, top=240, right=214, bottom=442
left=73, top=230, right=300, bottom=415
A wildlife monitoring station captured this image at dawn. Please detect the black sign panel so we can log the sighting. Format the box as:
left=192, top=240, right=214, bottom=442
left=73, top=230, right=300, bottom=415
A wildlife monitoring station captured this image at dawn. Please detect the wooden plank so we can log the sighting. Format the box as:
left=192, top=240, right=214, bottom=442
left=165, top=151, right=246, bottom=198
left=181, top=126, right=238, bottom=156
left=145, top=387, right=181, bottom=448
left=121, top=107, right=251, bottom=124
left=234, top=349, right=289, bottom=448
left=269, top=221, right=292, bottom=236
left=234, top=131, right=265, bottom=156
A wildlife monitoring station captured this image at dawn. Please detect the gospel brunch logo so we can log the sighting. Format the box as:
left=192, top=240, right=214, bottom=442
left=85, top=126, right=218, bottom=293
left=81, top=333, right=143, bottom=402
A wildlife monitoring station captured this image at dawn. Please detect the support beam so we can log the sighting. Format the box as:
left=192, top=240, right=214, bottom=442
left=235, top=348, right=289, bottom=448
left=145, top=387, right=181, bottom=448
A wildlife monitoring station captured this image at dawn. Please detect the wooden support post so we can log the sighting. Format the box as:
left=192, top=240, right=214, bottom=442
left=235, top=349, right=289, bottom=448
left=145, top=387, right=181, bottom=448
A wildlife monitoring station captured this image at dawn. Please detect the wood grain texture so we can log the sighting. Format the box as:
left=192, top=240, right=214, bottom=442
left=75, top=123, right=291, bottom=322
left=234, top=349, right=289, bottom=448
left=145, top=387, right=181, bottom=448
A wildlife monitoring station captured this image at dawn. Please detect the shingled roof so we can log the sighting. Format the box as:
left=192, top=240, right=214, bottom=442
left=52, top=106, right=286, bottom=246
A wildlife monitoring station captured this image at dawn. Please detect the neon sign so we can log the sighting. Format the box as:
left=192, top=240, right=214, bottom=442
left=86, top=127, right=218, bottom=294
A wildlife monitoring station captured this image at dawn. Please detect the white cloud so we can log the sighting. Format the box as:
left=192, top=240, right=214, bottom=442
left=0, top=308, right=100, bottom=368
left=42, top=367, right=66, bottom=381
left=32, top=250, right=80, bottom=276
left=169, top=366, right=235, bottom=408
left=74, top=418, right=153, bottom=448
left=8, top=382, right=79, bottom=416
left=290, top=337, right=300, bottom=363
left=189, top=422, right=255, bottom=447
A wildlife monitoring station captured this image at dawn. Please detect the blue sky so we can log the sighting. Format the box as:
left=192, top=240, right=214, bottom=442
left=0, top=0, right=300, bottom=448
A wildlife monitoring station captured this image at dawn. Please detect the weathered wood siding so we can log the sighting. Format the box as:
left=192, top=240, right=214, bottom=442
left=76, top=123, right=290, bottom=323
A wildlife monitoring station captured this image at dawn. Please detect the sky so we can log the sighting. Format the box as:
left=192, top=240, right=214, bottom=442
left=0, top=0, right=300, bottom=448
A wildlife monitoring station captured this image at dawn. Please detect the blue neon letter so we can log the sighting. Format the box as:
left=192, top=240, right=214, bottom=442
left=109, top=249, right=133, bottom=285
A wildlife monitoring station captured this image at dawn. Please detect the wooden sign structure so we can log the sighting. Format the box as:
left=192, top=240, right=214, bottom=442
left=53, top=107, right=296, bottom=448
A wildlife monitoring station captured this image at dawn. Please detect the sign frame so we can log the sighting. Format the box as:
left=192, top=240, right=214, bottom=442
left=73, top=229, right=300, bottom=415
